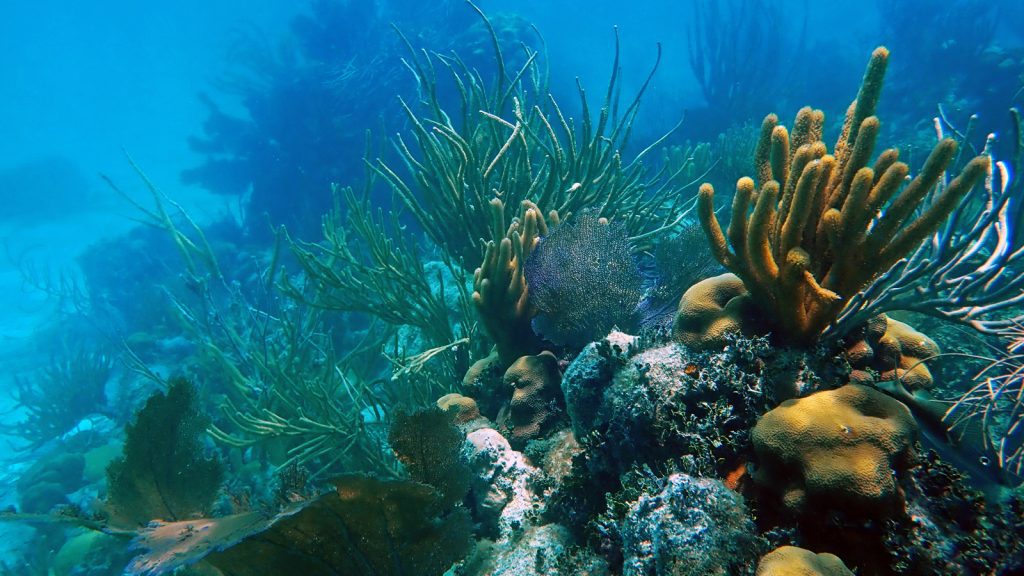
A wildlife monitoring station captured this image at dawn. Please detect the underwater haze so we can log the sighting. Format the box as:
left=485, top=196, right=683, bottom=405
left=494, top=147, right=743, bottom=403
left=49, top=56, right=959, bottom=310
left=1, top=1, right=1023, bottom=574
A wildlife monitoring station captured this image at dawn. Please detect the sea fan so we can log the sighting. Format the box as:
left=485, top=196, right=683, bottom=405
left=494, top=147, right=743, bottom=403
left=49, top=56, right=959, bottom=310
left=524, top=214, right=644, bottom=347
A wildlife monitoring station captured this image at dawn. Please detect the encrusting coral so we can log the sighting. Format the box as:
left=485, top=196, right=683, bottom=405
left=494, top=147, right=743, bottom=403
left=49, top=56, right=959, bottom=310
left=750, top=384, right=917, bottom=514
left=437, top=393, right=483, bottom=424
left=755, top=546, right=854, bottom=576
left=695, top=46, right=990, bottom=344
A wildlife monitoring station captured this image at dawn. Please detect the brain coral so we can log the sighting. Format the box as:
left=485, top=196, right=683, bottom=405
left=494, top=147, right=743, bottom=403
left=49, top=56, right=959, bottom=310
left=750, top=384, right=917, bottom=513
left=672, top=273, right=762, bottom=350
left=755, top=546, right=854, bottom=576
left=524, top=214, right=643, bottom=347
left=499, top=351, right=565, bottom=448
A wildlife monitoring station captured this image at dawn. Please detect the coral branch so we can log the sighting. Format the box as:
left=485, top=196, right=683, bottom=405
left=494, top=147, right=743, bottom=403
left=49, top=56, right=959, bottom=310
left=697, top=47, right=990, bottom=343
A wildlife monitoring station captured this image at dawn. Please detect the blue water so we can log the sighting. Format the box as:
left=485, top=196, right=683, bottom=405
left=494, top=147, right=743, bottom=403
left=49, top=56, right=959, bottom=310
left=1, top=1, right=1022, bottom=574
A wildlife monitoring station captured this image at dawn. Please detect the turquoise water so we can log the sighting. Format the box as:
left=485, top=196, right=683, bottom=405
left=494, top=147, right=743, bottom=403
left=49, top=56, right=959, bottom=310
left=1, top=1, right=1022, bottom=574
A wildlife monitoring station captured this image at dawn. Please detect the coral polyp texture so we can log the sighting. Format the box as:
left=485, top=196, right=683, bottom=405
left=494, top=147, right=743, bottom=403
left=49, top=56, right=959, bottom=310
left=672, top=272, right=760, bottom=350
left=499, top=351, right=565, bottom=448
left=750, top=384, right=917, bottom=513
left=695, top=46, right=990, bottom=344
left=755, top=546, right=854, bottom=576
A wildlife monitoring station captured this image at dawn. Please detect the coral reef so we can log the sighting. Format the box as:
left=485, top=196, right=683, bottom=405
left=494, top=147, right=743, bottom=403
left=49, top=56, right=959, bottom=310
left=560, top=331, right=637, bottom=443
left=696, top=47, right=990, bottom=344
left=9, top=11, right=1024, bottom=576
left=755, top=546, right=853, bottom=576
left=465, top=524, right=608, bottom=576
left=750, top=384, right=917, bottom=514
left=844, top=314, right=940, bottom=390
left=463, top=426, right=543, bottom=539
left=562, top=332, right=763, bottom=479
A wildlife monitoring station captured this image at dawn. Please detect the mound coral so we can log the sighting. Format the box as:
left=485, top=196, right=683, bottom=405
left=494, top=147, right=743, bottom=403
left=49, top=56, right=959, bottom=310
left=672, top=272, right=761, bottom=350
left=17, top=452, right=86, bottom=514
left=437, top=393, right=483, bottom=424
left=750, top=384, right=917, bottom=513
left=695, top=47, right=990, bottom=344
left=499, top=351, right=565, bottom=448
left=755, top=546, right=854, bottom=576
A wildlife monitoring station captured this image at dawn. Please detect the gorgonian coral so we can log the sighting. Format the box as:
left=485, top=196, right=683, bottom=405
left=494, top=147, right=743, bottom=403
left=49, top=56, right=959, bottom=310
left=524, top=214, right=644, bottom=347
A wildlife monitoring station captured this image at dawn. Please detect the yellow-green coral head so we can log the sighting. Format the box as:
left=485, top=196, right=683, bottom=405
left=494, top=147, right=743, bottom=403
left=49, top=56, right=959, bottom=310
left=750, top=384, right=916, bottom=514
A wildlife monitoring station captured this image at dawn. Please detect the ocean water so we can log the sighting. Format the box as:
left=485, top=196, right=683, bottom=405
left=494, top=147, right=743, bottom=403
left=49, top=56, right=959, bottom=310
left=1, top=1, right=1022, bottom=574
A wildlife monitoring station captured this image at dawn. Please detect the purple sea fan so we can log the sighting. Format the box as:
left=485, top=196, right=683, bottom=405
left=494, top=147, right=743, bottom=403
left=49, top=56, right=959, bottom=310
left=524, top=213, right=644, bottom=347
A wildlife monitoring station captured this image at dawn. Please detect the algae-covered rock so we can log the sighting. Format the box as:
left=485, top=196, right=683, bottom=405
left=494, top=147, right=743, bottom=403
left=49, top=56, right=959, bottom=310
left=464, top=427, right=542, bottom=538
left=470, top=523, right=608, bottom=576
left=561, top=331, right=637, bottom=439
left=619, top=473, right=760, bottom=575
left=563, top=334, right=761, bottom=477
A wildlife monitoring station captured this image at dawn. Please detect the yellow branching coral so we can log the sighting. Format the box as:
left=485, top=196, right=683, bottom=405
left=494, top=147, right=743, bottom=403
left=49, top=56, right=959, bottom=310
left=472, top=198, right=559, bottom=365
left=697, top=47, right=990, bottom=343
